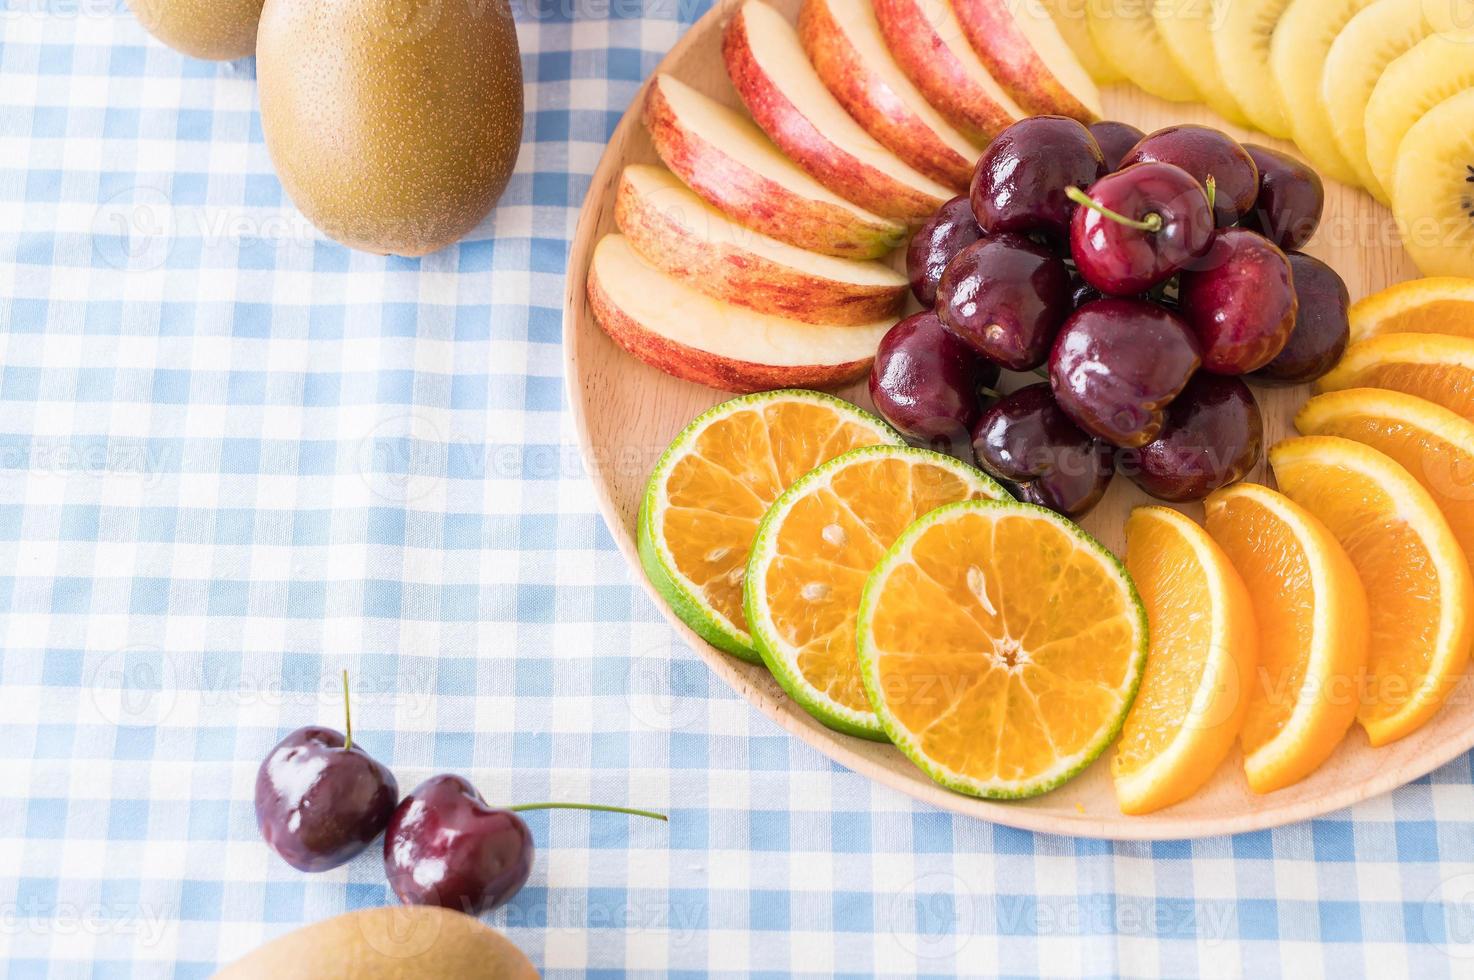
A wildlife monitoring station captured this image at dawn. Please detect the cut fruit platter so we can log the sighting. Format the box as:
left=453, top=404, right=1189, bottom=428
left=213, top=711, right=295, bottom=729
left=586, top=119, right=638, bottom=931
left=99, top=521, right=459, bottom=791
left=563, top=0, right=1474, bottom=838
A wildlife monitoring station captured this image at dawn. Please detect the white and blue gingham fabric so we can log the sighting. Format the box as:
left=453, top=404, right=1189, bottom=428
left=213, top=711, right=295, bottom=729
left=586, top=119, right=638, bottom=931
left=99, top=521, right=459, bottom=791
left=5, top=1, right=1474, bottom=977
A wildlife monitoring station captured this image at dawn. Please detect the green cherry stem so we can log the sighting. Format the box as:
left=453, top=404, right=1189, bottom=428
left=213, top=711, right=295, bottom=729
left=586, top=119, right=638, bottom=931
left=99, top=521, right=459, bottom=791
left=1205, top=175, right=1217, bottom=214
left=980, top=385, right=1004, bottom=400
left=509, top=802, right=669, bottom=821
left=342, top=669, right=353, bottom=752
left=1066, top=185, right=1162, bottom=233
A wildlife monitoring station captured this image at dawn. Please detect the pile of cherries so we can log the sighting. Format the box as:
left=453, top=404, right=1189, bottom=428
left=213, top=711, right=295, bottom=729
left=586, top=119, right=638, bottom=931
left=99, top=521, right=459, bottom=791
left=254, top=674, right=664, bottom=915
left=870, top=117, right=1350, bottom=514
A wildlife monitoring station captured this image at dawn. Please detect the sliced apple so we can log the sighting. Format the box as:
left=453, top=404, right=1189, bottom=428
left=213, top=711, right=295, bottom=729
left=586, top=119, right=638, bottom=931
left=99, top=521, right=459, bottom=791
left=1085, top=0, right=1200, bottom=104
left=1041, top=0, right=1122, bottom=84
left=949, top=0, right=1103, bottom=121
left=615, top=164, right=908, bottom=326
left=587, top=235, right=892, bottom=393
left=643, top=74, right=905, bottom=261
left=799, top=0, right=982, bottom=188
left=723, top=0, right=953, bottom=220
left=871, top=0, right=1026, bottom=144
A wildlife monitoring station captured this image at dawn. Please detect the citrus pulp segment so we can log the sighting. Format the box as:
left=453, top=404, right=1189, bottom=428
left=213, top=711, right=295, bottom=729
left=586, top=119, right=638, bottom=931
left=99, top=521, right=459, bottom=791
left=1203, top=483, right=1369, bottom=794
left=1269, top=436, right=1474, bottom=746
left=1315, top=333, right=1474, bottom=422
left=745, top=446, right=1007, bottom=739
left=1348, top=277, right=1474, bottom=343
left=1297, top=388, right=1474, bottom=573
left=1112, top=507, right=1257, bottom=815
left=856, top=500, right=1147, bottom=799
left=639, top=390, right=900, bottom=662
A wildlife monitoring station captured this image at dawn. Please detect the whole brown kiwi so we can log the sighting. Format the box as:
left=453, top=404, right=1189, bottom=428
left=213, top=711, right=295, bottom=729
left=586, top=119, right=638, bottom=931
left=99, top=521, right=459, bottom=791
left=126, top=0, right=264, bottom=60
left=255, top=0, right=524, bottom=256
left=212, top=905, right=538, bottom=978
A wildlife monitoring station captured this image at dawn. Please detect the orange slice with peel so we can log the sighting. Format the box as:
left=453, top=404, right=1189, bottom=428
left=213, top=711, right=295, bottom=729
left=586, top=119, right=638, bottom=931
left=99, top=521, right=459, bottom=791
left=1204, top=483, right=1368, bottom=793
left=639, top=389, right=899, bottom=662
left=1349, top=277, right=1474, bottom=344
left=1269, top=436, right=1474, bottom=746
left=744, top=446, right=1006, bottom=739
left=1111, top=507, right=1257, bottom=815
left=1297, top=388, right=1474, bottom=572
left=857, top=500, right=1147, bottom=799
left=1315, top=333, right=1474, bottom=422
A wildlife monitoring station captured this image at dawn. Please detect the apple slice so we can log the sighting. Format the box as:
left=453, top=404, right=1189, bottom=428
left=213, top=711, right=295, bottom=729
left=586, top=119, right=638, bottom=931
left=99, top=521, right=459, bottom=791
left=643, top=74, right=905, bottom=261
left=723, top=0, right=953, bottom=220
left=871, top=0, right=1024, bottom=145
left=587, top=235, right=892, bottom=394
left=799, top=0, right=983, bottom=188
left=949, top=0, right=1102, bottom=121
left=615, top=165, right=908, bottom=326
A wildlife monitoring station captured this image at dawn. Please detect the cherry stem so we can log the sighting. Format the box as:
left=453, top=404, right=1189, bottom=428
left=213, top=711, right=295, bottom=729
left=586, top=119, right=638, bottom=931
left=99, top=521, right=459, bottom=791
left=1032, top=367, right=1049, bottom=380
left=509, top=802, right=668, bottom=822
left=1066, top=185, right=1162, bottom=233
left=342, top=669, right=353, bottom=752
left=980, top=385, right=1004, bottom=400
left=1205, top=175, right=1217, bottom=214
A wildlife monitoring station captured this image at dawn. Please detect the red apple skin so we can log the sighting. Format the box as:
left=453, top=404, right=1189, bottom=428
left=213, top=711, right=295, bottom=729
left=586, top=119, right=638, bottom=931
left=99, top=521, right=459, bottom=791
left=872, top=0, right=1022, bottom=145
left=798, top=0, right=977, bottom=189
left=722, top=4, right=947, bottom=221
left=614, top=169, right=907, bottom=326
left=587, top=258, right=876, bottom=395
left=643, top=76, right=904, bottom=261
left=950, top=0, right=1099, bottom=122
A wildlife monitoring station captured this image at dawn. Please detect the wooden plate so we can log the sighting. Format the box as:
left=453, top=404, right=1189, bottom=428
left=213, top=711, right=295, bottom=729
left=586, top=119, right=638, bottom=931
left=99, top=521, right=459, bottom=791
left=562, top=0, right=1469, bottom=838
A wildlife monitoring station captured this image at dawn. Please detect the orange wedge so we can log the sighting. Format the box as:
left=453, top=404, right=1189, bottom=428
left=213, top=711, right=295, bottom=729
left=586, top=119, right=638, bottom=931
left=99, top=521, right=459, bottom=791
left=857, top=500, right=1147, bottom=799
left=1112, top=507, right=1257, bottom=814
left=1269, top=437, right=1474, bottom=746
left=639, top=389, right=899, bottom=662
left=1204, top=483, right=1368, bottom=793
left=1349, top=278, right=1474, bottom=343
left=1297, top=388, right=1474, bottom=572
left=1316, top=333, right=1474, bottom=422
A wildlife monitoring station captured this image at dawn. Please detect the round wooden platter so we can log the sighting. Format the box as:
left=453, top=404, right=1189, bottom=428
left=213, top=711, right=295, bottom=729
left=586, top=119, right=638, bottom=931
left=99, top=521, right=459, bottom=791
left=562, top=0, right=1472, bottom=838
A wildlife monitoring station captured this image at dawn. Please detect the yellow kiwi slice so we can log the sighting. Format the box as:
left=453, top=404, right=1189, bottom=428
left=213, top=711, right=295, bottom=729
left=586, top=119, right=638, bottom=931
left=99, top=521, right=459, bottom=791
left=1269, top=0, right=1379, bottom=188
left=1365, top=31, right=1474, bottom=199
left=1321, top=0, right=1433, bottom=202
left=1392, top=87, right=1474, bottom=278
left=1212, top=0, right=1295, bottom=138
left=1086, top=0, right=1200, bottom=103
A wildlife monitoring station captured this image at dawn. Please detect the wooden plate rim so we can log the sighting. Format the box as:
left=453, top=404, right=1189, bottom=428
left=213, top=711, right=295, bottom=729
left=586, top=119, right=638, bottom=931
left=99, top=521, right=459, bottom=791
left=560, top=0, right=1474, bottom=839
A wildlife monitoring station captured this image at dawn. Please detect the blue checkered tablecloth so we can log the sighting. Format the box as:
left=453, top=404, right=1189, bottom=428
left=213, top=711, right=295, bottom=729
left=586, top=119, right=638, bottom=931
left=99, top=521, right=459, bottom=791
left=4, top=0, right=1474, bottom=976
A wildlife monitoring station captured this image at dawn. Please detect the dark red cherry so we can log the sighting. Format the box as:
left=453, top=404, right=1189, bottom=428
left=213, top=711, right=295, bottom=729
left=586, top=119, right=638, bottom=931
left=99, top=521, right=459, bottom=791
left=1239, top=144, right=1324, bottom=251
left=255, top=726, right=398, bottom=872
left=1069, top=162, right=1214, bottom=296
left=1119, top=125, right=1259, bottom=227
left=1049, top=298, right=1202, bottom=448
left=1120, top=373, right=1262, bottom=502
left=384, top=774, right=534, bottom=915
left=936, top=234, right=1073, bottom=370
left=971, top=383, right=1115, bottom=517
left=907, top=195, right=984, bottom=306
left=868, top=311, right=1001, bottom=457
left=1251, top=252, right=1350, bottom=385
left=970, top=116, right=1106, bottom=240
left=1178, top=227, right=1297, bottom=375
left=1088, top=120, right=1146, bottom=171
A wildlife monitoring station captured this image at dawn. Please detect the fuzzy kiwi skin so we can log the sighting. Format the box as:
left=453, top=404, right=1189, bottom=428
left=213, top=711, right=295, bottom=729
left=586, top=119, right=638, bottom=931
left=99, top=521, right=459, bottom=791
left=256, top=0, right=524, bottom=256
left=126, top=0, right=264, bottom=60
left=213, top=905, right=538, bottom=979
